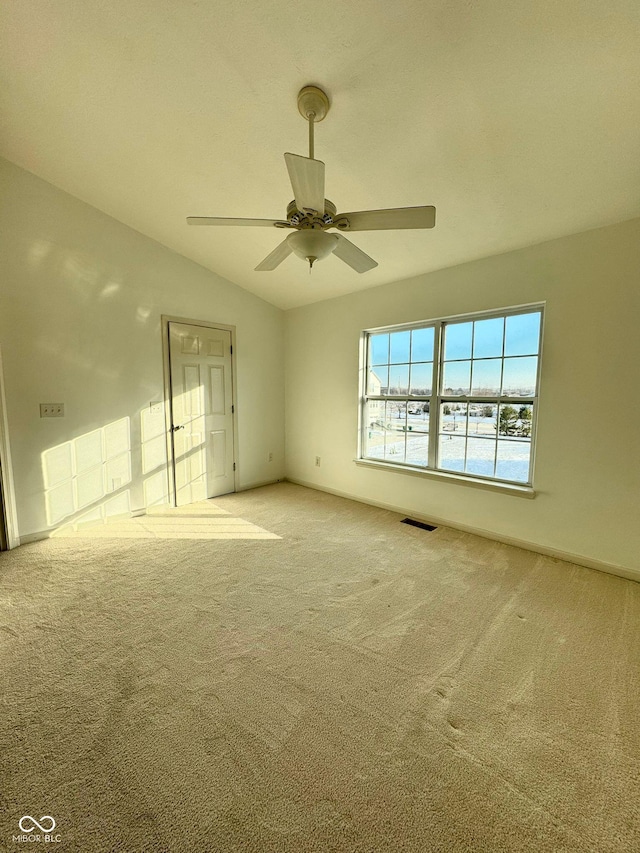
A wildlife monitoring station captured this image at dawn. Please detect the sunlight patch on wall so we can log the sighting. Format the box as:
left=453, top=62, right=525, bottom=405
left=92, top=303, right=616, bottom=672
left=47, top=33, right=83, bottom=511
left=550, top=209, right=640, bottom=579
left=99, top=281, right=121, bottom=299
left=28, top=239, right=54, bottom=270
left=62, top=251, right=99, bottom=291
left=141, top=406, right=169, bottom=507
left=42, top=416, right=132, bottom=526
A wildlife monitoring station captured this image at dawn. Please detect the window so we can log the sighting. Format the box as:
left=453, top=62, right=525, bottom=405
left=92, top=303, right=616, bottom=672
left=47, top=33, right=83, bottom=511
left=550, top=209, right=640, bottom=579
left=360, top=305, right=543, bottom=487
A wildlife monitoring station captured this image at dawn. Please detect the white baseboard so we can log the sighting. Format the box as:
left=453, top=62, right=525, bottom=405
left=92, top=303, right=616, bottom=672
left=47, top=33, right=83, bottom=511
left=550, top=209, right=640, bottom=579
left=285, top=477, right=640, bottom=585
left=236, top=478, right=284, bottom=493
left=16, top=530, right=47, bottom=545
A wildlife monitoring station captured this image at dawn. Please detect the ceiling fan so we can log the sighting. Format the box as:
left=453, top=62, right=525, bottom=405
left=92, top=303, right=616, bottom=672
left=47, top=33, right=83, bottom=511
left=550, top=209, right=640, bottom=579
left=187, top=85, right=436, bottom=273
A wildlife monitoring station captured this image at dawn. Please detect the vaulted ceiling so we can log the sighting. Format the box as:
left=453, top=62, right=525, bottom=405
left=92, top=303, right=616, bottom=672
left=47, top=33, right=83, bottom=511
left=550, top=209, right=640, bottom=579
left=2, top=1, right=639, bottom=309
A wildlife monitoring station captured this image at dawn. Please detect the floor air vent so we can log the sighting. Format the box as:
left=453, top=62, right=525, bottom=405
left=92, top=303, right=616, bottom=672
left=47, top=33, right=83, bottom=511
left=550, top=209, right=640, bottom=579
left=401, top=518, right=437, bottom=531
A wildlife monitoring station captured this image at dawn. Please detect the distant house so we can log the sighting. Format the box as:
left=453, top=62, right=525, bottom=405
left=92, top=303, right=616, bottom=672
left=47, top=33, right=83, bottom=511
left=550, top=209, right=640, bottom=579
left=368, top=370, right=383, bottom=422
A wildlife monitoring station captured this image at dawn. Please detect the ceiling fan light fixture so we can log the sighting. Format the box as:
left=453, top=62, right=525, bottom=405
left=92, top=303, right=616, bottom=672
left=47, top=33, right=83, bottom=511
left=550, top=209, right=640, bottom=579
left=286, top=229, right=338, bottom=268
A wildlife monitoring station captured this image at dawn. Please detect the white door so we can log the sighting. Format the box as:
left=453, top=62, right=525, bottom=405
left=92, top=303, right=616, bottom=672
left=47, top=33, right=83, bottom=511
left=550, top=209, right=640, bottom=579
left=168, top=322, right=235, bottom=506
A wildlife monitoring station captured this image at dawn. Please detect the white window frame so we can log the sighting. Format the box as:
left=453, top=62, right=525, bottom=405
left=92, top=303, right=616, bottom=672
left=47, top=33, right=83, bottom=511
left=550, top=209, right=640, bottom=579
left=358, top=303, right=544, bottom=492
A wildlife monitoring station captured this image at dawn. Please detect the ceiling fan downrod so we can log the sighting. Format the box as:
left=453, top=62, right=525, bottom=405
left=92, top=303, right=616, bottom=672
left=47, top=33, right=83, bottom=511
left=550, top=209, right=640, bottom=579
left=297, top=85, right=330, bottom=161
left=308, top=113, right=315, bottom=160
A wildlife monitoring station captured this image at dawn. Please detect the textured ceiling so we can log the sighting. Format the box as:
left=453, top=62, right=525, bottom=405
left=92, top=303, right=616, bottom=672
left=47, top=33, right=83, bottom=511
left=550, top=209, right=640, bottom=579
left=2, top=1, right=639, bottom=309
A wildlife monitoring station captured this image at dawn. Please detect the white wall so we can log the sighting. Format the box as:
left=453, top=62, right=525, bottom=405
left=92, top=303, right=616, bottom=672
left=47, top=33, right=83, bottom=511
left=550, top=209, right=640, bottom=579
left=0, top=158, right=285, bottom=539
left=285, top=218, right=640, bottom=576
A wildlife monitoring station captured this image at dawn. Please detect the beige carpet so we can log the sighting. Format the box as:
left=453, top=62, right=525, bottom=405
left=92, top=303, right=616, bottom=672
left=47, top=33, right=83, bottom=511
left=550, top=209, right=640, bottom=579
left=1, top=482, right=638, bottom=852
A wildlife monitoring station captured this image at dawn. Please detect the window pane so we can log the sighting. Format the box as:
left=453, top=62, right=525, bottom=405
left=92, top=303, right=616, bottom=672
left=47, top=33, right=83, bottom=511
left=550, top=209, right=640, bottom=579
left=405, top=432, right=429, bottom=467
left=473, top=317, right=504, bottom=359
left=497, top=404, right=519, bottom=437
left=465, top=437, right=497, bottom=477
left=515, top=403, right=533, bottom=437
left=364, top=401, right=386, bottom=460
left=454, top=403, right=468, bottom=431
left=497, top=403, right=533, bottom=438
left=502, top=357, right=538, bottom=396
left=444, top=321, right=472, bottom=360
left=442, top=361, right=471, bottom=395
left=389, top=364, right=409, bottom=394
left=385, top=401, right=407, bottom=461
left=407, top=402, right=429, bottom=432
left=439, top=435, right=466, bottom=472
left=367, top=441, right=386, bottom=461
left=407, top=404, right=430, bottom=431
left=409, top=362, right=432, bottom=395
left=499, top=403, right=532, bottom=437
left=468, top=404, right=498, bottom=437
left=370, top=333, right=389, bottom=365
left=364, top=402, right=413, bottom=463
left=367, top=366, right=387, bottom=395
left=407, top=405, right=430, bottom=458
left=390, top=331, right=411, bottom=364
left=386, top=401, right=407, bottom=431
left=440, top=403, right=467, bottom=436
left=496, top=439, right=531, bottom=482
left=505, top=312, right=541, bottom=357
left=470, top=359, right=502, bottom=396
left=411, top=327, right=434, bottom=362
left=364, top=399, right=385, bottom=428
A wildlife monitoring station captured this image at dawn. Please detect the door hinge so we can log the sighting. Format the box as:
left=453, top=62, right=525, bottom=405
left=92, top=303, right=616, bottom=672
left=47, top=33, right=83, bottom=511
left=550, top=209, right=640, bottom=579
left=233, top=462, right=236, bottom=471
left=230, top=344, right=233, bottom=355
left=231, top=404, right=234, bottom=414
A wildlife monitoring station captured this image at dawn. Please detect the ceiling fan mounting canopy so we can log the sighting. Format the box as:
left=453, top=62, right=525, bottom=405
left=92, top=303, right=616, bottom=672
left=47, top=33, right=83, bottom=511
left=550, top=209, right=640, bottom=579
left=186, top=84, right=436, bottom=273
left=297, top=85, right=330, bottom=122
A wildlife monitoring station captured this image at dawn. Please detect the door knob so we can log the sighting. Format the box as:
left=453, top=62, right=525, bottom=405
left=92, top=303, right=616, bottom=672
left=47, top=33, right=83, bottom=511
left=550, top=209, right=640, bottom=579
left=171, top=424, right=184, bottom=432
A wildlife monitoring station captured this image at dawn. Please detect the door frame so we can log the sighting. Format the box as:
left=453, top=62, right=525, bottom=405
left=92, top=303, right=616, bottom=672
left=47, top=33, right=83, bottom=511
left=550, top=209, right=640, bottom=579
left=0, top=346, right=20, bottom=549
left=161, top=315, right=239, bottom=507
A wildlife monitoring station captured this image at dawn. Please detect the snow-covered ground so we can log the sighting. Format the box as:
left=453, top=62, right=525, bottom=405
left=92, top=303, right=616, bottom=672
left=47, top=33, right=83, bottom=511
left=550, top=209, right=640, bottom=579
left=366, top=413, right=531, bottom=482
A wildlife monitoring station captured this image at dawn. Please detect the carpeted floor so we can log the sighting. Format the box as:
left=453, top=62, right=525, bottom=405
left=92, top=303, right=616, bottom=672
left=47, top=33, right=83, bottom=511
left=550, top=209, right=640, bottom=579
left=1, top=482, right=639, bottom=852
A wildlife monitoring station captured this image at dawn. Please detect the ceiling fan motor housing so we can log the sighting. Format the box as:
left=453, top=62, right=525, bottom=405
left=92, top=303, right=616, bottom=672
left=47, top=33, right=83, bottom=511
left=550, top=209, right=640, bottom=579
left=286, top=199, right=337, bottom=227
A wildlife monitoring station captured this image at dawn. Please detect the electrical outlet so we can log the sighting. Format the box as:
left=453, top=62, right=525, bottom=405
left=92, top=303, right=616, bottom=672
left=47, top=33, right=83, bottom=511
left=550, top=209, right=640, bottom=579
left=268, top=452, right=273, bottom=463
left=315, top=456, right=321, bottom=467
left=40, top=403, right=65, bottom=418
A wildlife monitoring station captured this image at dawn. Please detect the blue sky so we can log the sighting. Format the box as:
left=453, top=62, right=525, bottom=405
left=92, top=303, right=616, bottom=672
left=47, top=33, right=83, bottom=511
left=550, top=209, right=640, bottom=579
left=370, top=311, right=541, bottom=395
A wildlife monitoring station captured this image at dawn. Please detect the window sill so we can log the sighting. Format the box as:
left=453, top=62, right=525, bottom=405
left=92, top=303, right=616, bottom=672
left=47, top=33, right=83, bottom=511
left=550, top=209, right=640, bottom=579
left=354, top=458, right=536, bottom=498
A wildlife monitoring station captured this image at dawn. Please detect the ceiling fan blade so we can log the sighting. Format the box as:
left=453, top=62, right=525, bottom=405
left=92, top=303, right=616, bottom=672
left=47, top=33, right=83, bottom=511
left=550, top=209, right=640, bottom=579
left=284, top=153, right=325, bottom=214
left=334, top=205, right=436, bottom=231
left=254, top=238, right=293, bottom=271
left=332, top=234, right=378, bottom=273
left=187, top=216, right=291, bottom=228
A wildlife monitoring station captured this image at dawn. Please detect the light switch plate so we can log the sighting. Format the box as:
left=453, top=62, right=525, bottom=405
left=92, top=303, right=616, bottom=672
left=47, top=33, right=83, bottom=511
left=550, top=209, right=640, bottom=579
left=150, top=401, right=163, bottom=414
left=40, top=403, right=65, bottom=418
